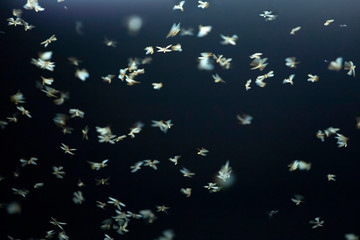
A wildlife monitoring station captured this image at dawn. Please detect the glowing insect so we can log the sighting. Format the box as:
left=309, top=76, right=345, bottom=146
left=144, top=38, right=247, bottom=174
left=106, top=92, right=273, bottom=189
left=290, top=26, right=301, bottom=35
left=173, top=1, right=185, bottom=11
left=41, top=34, right=57, bottom=48
left=156, top=45, right=172, bottom=53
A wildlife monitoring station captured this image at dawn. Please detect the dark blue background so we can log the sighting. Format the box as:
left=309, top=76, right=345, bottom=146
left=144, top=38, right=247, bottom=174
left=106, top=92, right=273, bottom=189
left=0, top=0, right=360, bottom=239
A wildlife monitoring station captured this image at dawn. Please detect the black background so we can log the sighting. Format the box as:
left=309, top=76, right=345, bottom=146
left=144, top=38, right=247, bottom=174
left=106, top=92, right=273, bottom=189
left=0, top=0, right=360, bottom=239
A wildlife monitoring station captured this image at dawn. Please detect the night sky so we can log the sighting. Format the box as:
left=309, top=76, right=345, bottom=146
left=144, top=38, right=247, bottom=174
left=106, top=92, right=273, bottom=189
left=0, top=0, right=360, bottom=239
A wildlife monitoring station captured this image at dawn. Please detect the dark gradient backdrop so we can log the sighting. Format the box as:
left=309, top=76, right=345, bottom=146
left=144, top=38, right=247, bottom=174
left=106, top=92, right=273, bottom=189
left=0, top=0, right=360, bottom=239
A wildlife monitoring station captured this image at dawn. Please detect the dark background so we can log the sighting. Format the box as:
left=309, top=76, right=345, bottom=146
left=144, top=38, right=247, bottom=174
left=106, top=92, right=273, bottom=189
left=0, top=0, right=360, bottom=239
